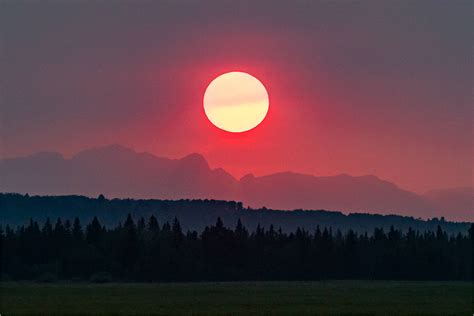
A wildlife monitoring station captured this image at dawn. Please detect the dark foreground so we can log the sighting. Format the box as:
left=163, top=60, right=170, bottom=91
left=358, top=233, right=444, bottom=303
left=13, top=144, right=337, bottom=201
left=0, top=281, right=472, bottom=315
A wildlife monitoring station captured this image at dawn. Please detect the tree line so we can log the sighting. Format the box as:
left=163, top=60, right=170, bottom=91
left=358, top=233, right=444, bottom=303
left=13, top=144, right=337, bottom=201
left=2, top=193, right=469, bottom=236
left=1, top=215, right=472, bottom=282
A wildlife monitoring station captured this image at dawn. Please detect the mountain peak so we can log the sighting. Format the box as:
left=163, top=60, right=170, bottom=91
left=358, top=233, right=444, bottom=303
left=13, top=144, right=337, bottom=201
left=240, top=173, right=256, bottom=182
left=73, top=144, right=136, bottom=161
left=179, top=153, right=210, bottom=170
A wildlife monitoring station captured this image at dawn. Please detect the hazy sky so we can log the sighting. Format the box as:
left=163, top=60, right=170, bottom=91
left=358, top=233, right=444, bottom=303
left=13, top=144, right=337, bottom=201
left=1, top=1, right=472, bottom=193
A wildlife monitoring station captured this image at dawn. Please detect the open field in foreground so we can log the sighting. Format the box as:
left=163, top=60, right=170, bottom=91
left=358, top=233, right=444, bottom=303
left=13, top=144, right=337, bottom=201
left=0, top=281, right=472, bottom=315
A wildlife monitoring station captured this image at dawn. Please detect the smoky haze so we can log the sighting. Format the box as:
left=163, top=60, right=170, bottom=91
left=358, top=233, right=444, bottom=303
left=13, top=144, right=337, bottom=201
left=1, top=1, right=472, bottom=195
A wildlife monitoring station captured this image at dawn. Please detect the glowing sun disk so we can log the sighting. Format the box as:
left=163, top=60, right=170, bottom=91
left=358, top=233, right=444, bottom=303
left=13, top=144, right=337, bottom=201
left=203, top=72, right=269, bottom=133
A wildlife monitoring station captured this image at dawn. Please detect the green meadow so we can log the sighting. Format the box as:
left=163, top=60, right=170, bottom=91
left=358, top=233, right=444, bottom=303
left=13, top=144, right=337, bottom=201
left=0, top=281, right=472, bottom=315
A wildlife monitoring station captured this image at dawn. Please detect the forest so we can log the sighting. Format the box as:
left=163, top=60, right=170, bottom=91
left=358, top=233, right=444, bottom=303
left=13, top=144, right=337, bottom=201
left=1, top=214, right=472, bottom=282
left=1, top=193, right=470, bottom=234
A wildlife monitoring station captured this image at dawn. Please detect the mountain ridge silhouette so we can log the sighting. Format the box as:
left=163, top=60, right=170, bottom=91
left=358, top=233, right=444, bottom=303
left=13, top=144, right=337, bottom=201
left=1, top=144, right=472, bottom=221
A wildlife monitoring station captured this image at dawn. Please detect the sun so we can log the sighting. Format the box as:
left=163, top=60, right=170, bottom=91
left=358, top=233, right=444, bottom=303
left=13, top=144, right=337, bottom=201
left=203, top=72, right=269, bottom=133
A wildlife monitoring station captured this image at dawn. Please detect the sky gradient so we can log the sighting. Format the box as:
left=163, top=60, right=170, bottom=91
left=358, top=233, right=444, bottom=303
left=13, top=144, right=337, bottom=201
left=1, top=1, right=472, bottom=194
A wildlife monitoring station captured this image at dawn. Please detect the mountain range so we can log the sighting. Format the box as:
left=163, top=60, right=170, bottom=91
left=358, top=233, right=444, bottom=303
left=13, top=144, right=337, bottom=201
left=1, top=144, right=472, bottom=221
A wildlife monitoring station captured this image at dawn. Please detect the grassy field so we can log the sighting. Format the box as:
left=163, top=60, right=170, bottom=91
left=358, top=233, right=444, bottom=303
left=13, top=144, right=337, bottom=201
left=0, top=281, right=472, bottom=315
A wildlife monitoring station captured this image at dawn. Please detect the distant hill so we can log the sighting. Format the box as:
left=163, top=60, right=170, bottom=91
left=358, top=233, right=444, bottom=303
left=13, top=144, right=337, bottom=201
left=0, top=193, right=470, bottom=235
left=0, top=145, right=239, bottom=201
left=240, top=172, right=434, bottom=218
left=1, top=144, right=472, bottom=221
left=422, top=187, right=473, bottom=221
